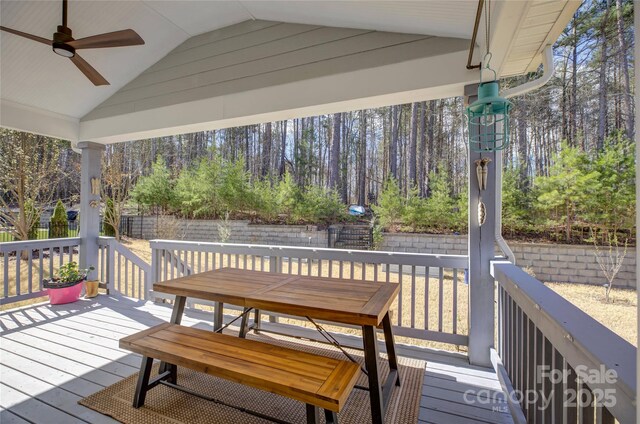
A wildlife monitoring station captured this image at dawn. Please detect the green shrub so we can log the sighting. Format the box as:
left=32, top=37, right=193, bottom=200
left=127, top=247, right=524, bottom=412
left=422, top=169, right=457, bottom=230
left=218, top=158, right=255, bottom=214
left=402, top=186, right=429, bottom=230
left=131, top=157, right=175, bottom=213
left=373, top=178, right=404, bottom=229
left=103, top=198, right=116, bottom=237
left=50, top=200, right=68, bottom=238
left=294, top=186, right=346, bottom=224
left=274, top=173, right=301, bottom=220
left=252, top=180, right=279, bottom=220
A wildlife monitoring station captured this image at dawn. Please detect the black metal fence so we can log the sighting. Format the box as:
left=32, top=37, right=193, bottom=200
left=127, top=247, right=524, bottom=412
left=328, top=225, right=373, bottom=250
left=0, top=221, right=82, bottom=242
left=120, top=215, right=145, bottom=239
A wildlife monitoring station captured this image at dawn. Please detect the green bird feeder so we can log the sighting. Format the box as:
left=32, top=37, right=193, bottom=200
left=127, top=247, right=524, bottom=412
left=466, top=60, right=512, bottom=152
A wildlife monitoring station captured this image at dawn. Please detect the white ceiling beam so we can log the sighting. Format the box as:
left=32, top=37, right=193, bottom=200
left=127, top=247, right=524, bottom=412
left=0, top=99, right=79, bottom=142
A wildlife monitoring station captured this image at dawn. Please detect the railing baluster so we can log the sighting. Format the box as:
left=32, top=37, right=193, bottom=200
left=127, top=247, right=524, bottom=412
left=543, top=337, right=553, bottom=424
left=15, top=254, right=21, bottom=296
left=162, top=250, right=173, bottom=281
left=125, top=257, right=129, bottom=296
left=424, top=266, right=429, bottom=330
left=117, top=252, right=122, bottom=292
left=553, top=349, right=564, bottom=423
left=521, top=308, right=527, bottom=398
left=566, top=362, right=577, bottom=424
left=4, top=252, right=9, bottom=298
left=515, top=305, right=522, bottom=394
left=534, top=326, right=543, bottom=424
left=397, top=264, right=403, bottom=326
left=410, top=266, right=416, bottom=328
left=506, top=294, right=513, bottom=377
left=452, top=268, right=457, bottom=334
left=580, top=379, right=594, bottom=424
left=438, top=267, right=443, bottom=332
left=38, top=248, right=43, bottom=291
left=27, top=251, right=33, bottom=294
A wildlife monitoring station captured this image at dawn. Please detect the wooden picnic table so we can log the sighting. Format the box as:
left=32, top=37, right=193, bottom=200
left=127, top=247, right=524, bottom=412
left=153, top=267, right=401, bottom=424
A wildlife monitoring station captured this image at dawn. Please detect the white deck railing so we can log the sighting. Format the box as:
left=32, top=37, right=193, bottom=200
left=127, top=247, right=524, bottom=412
left=149, top=239, right=469, bottom=346
left=3, top=235, right=636, bottom=422
left=0, top=237, right=81, bottom=305
left=492, top=261, right=636, bottom=424
left=98, top=236, right=151, bottom=300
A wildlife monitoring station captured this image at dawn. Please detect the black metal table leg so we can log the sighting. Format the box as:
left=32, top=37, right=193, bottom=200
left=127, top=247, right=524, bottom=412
left=214, top=301, right=223, bottom=331
left=253, top=308, right=261, bottom=331
left=306, top=404, right=320, bottom=424
left=382, top=312, right=401, bottom=387
left=362, top=325, right=384, bottom=424
left=239, top=307, right=251, bottom=338
left=133, top=356, right=153, bottom=407
left=325, top=409, right=339, bottom=423
left=169, top=295, right=186, bottom=324
left=160, top=295, right=186, bottom=374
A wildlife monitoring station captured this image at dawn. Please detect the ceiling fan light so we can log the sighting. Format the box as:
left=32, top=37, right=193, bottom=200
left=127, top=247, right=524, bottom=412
left=52, top=41, right=74, bottom=58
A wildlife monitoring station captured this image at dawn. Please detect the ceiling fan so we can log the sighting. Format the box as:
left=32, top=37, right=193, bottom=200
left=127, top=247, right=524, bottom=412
left=0, top=0, right=144, bottom=86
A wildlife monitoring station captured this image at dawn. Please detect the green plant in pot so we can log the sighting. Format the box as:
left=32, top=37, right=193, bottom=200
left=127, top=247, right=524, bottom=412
left=43, top=262, right=95, bottom=305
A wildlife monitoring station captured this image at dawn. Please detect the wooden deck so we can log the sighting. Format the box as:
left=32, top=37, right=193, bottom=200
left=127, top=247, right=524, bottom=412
left=0, top=294, right=512, bottom=424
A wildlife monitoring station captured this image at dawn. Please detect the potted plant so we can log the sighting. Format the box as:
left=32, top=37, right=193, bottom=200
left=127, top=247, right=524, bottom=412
left=43, top=262, right=94, bottom=305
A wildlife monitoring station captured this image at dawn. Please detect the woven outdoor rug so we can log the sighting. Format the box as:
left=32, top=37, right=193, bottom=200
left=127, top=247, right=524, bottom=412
left=80, top=331, right=424, bottom=424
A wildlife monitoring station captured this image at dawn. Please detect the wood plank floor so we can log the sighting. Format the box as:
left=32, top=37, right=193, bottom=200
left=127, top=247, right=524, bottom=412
left=0, top=294, right=512, bottom=424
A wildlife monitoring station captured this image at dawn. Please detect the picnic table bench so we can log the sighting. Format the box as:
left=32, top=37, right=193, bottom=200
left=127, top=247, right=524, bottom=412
left=120, top=323, right=360, bottom=424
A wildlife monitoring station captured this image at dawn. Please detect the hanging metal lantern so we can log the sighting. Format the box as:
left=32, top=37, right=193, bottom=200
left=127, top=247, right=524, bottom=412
left=466, top=55, right=512, bottom=152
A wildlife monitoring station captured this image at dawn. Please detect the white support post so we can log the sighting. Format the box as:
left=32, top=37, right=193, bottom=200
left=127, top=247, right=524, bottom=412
left=78, top=141, right=105, bottom=280
left=465, top=83, right=497, bottom=367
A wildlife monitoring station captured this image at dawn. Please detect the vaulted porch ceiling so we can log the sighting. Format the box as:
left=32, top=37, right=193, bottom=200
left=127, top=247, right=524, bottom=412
left=0, top=0, right=580, bottom=145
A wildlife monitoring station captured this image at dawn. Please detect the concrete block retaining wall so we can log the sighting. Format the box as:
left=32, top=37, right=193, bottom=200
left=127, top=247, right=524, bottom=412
left=123, top=216, right=327, bottom=248
left=123, top=217, right=635, bottom=288
left=381, top=233, right=636, bottom=288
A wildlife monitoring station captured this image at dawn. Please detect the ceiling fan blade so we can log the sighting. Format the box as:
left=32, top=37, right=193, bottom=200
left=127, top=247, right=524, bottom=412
left=68, top=29, right=144, bottom=49
left=0, top=26, right=51, bottom=45
left=70, top=54, right=109, bottom=86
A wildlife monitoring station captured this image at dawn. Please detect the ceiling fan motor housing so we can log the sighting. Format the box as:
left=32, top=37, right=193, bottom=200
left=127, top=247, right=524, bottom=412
left=53, top=25, right=75, bottom=57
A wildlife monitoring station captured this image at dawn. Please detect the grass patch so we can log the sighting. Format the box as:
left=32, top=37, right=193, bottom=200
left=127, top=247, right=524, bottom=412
left=546, top=282, right=637, bottom=346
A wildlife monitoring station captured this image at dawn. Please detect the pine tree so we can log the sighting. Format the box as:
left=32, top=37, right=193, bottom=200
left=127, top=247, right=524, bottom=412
left=50, top=200, right=68, bottom=238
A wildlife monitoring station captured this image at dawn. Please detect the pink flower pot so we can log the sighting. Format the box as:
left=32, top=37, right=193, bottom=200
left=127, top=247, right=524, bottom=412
left=47, top=281, right=83, bottom=305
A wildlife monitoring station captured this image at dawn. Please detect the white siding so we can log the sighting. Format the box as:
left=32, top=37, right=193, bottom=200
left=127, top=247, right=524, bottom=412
left=83, top=20, right=467, bottom=122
